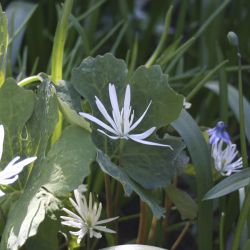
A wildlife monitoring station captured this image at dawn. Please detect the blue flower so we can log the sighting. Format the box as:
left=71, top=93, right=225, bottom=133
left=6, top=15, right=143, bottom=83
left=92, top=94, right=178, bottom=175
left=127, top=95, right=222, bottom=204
left=207, top=121, right=231, bottom=145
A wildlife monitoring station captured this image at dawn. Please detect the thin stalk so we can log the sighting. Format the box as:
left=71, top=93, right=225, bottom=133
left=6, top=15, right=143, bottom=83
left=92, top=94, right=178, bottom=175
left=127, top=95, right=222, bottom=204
left=145, top=6, right=173, bottom=68
left=118, top=213, right=140, bottom=222
left=219, top=212, right=225, bottom=250
left=147, top=216, right=158, bottom=243
left=232, top=188, right=250, bottom=250
left=17, top=75, right=43, bottom=87
left=162, top=190, right=173, bottom=240
left=170, top=222, right=190, bottom=250
left=86, top=236, right=90, bottom=250
left=51, top=0, right=73, bottom=144
left=136, top=201, right=147, bottom=244
left=128, top=36, right=138, bottom=73
left=51, top=0, right=73, bottom=84
left=186, top=60, right=228, bottom=101
left=237, top=49, right=248, bottom=168
left=104, top=174, right=113, bottom=218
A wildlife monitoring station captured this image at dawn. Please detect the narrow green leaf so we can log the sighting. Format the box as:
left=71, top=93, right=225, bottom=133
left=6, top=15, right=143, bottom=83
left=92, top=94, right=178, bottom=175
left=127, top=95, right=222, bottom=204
left=90, top=20, right=124, bottom=56
left=0, top=5, right=8, bottom=86
left=0, top=79, right=35, bottom=159
left=51, top=0, right=73, bottom=83
left=172, top=110, right=213, bottom=250
left=204, top=169, right=250, bottom=200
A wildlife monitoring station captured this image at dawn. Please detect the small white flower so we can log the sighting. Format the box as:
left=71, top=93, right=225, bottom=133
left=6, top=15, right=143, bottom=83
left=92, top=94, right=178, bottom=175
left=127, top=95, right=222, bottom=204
left=61, top=189, right=118, bottom=243
left=80, top=83, right=171, bottom=148
left=0, top=125, right=37, bottom=196
left=183, top=98, right=191, bottom=109
left=212, top=140, right=243, bottom=176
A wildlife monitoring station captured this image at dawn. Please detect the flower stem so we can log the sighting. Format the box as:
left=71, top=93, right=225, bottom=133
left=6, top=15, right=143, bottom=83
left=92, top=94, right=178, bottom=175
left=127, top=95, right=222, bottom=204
left=86, top=236, right=90, bottom=250
left=170, top=222, right=190, bottom=250
left=232, top=188, right=250, bottom=250
left=51, top=0, right=73, bottom=84
left=17, top=75, right=43, bottom=87
left=219, top=212, right=225, bottom=250
left=136, top=201, right=147, bottom=244
left=50, top=0, right=73, bottom=144
left=236, top=48, right=248, bottom=168
left=104, top=173, right=113, bottom=218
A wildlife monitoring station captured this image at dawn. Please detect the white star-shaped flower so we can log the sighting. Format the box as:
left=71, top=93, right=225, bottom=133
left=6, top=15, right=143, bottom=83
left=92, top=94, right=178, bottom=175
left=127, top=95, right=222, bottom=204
left=80, top=83, right=171, bottom=148
left=0, top=124, right=37, bottom=196
left=212, top=139, right=242, bottom=176
left=61, top=188, right=118, bottom=243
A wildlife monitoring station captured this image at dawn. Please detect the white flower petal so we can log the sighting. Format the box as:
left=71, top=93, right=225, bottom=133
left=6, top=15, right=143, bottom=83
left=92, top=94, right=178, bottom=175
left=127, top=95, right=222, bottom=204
left=79, top=112, right=117, bottom=135
left=0, top=189, right=5, bottom=197
left=123, top=85, right=131, bottom=134
left=62, top=207, right=83, bottom=222
left=109, top=83, right=121, bottom=120
left=94, top=225, right=116, bottom=234
left=129, top=127, right=156, bottom=140
left=6, top=156, right=36, bottom=172
left=95, top=96, right=118, bottom=131
left=95, top=216, right=119, bottom=225
left=61, top=220, right=82, bottom=228
left=129, top=100, right=152, bottom=131
left=97, top=129, right=120, bottom=140
left=129, top=136, right=173, bottom=148
left=0, top=175, right=18, bottom=185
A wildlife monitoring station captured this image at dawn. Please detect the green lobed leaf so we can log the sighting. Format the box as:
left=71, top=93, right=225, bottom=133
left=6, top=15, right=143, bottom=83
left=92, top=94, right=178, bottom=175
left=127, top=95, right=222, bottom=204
left=0, top=78, right=35, bottom=162
left=121, top=136, right=188, bottom=189
left=96, top=150, right=165, bottom=218
left=25, top=216, right=60, bottom=250
left=55, top=80, right=90, bottom=132
left=1, top=126, right=96, bottom=250
left=25, top=77, right=59, bottom=159
left=129, top=65, right=184, bottom=130
left=0, top=5, right=8, bottom=86
left=166, top=184, right=198, bottom=220
left=72, top=53, right=183, bottom=134
left=71, top=53, right=185, bottom=190
left=204, top=168, right=250, bottom=200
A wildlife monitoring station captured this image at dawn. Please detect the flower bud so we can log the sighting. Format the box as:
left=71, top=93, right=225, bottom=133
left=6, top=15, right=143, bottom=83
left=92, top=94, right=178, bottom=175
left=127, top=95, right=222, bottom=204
left=227, top=31, right=239, bottom=47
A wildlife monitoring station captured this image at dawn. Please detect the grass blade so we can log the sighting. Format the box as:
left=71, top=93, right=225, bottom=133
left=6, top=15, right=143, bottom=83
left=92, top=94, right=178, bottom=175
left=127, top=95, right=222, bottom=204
left=172, top=110, right=213, bottom=250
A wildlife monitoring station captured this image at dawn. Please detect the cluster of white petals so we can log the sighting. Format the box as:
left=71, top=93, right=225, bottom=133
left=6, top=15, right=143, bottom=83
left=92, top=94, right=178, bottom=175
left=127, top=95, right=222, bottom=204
left=212, top=140, right=243, bottom=176
left=208, top=121, right=242, bottom=176
left=0, top=125, right=37, bottom=196
left=80, top=83, right=172, bottom=148
left=61, top=187, right=118, bottom=243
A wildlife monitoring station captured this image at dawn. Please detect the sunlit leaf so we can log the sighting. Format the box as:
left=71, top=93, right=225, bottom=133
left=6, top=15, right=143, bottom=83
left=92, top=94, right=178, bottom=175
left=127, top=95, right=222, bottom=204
left=1, top=126, right=96, bottom=250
